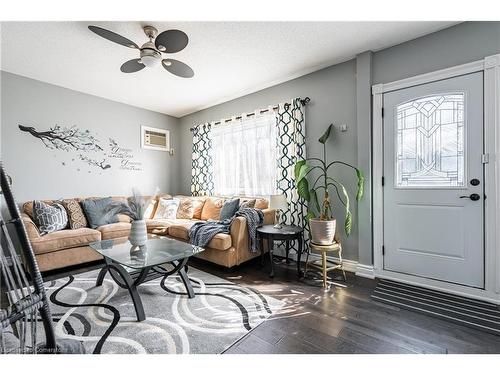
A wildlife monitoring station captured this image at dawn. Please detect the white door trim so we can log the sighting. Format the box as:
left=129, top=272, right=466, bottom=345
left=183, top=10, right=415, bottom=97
left=372, top=54, right=500, bottom=303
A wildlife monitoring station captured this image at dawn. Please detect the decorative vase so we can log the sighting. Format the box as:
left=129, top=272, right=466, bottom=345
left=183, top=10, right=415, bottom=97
left=310, top=218, right=336, bottom=245
left=129, top=219, right=147, bottom=246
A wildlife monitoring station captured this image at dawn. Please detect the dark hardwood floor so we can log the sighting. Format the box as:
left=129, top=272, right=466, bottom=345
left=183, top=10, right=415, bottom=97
left=43, top=256, right=500, bottom=354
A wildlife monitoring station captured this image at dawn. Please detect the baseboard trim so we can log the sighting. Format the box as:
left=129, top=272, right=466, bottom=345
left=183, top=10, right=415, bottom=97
left=355, top=263, right=375, bottom=279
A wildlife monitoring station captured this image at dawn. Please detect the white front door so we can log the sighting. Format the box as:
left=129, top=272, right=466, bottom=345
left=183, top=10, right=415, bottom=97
left=383, top=72, right=484, bottom=288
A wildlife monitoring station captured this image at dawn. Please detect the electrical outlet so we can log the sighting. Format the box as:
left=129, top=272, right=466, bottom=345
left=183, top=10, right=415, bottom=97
left=169, top=148, right=175, bottom=156
left=339, top=124, right=348, bottom=132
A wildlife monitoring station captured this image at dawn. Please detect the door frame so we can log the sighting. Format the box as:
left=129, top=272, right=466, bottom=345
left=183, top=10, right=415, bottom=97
left=372, top=54, right=500, bottom=303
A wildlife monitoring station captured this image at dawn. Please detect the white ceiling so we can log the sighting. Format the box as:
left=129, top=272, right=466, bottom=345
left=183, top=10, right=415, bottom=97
left=1, top=21, right=457, bottom=117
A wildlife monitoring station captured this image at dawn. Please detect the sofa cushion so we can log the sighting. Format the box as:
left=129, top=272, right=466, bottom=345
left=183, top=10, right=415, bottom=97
left=30, top=228, right=101, bottom=255
left=98, top=222, right=132, bottom=240
left=143, top=198, right=158, bottom=219
left=254, top=198, right=269, bottom=209
left=220, top=198, right=240, bottom=220
left=33, top=200, right=69, bottom=235
left=174, top=196, right=207, bottom=219
left=81, top=197, right=118, bottom=229
left=201, top=197, right=225, bottom=221
left=154, top=198, right=180, bottom=219
left=167, top=221, right=195, bottom=240
left=60, top=198, right=88, bottom=229
left=207, top=234, right=232, bottom=251
left=177, top=198, right=194, bottom=219
left=239, top=198, right=256, bottom=209
left=168, top=221, right=232, bottom=250
left=23, top=200, right=55, bottom=220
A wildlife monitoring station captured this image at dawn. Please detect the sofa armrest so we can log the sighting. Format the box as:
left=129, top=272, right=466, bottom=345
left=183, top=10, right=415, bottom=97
left=229, top=209, right=275, bottom=255
left=262, top=209, right=276, bottom=225
left=229, top=217, right=248, bottom=252
left=21, top=213, right=40, bottom=240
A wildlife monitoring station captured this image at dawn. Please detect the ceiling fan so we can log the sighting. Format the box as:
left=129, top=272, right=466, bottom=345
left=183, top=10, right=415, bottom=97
left=88, top=25, right=194, bottom=78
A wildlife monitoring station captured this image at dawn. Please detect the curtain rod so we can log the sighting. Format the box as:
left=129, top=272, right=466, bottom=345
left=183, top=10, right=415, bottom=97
left=190, top=97, right=310, bottom=132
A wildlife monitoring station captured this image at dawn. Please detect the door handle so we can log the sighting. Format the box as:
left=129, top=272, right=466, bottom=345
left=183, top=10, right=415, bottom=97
left=459, top=193, right=481, bottom=201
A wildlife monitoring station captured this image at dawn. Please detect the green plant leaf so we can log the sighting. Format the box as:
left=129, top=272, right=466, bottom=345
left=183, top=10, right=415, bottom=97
left=297, top=164, right=309, bottom=182
left=310, top=188, right=320, bottom=213
left=356, top=168, right=365, bottom=202
left=334, top=181, right=352, bottom=236
left=305, top=211, right=315, bottom=221
left=297, top=178, right=310, bottom=202
left=345, top=211, right=353, bottom=237
left=318, top=124, right=333, bottom=144
left=294, top=160, right=306, bottom=181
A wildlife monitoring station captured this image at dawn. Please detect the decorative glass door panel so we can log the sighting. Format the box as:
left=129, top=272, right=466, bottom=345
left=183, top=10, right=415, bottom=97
left=396, top=93, right=465, bottom=187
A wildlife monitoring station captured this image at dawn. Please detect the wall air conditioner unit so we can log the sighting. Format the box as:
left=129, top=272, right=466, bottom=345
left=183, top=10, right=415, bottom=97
left=141, top=126, right=170, bottom=152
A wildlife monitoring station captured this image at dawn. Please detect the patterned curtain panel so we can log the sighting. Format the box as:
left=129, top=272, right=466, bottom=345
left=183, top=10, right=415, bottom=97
left=191, top=123, right=214, bottom=196
left=276, top=98, right=307, bottom=237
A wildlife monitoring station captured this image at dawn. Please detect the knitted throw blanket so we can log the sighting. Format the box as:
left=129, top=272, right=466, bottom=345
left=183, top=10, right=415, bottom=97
left=234, top=208, right=264, bottom=252
left=188, top=208, right=264, bottom=251
left=188, top=219, right=231, bottom=248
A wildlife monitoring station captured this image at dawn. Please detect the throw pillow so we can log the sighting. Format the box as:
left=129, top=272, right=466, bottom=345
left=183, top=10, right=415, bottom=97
left=255, top=198, right=269, bottom=209
left=60, top=199, right=88, bottom=229
left=154, top=198, right=180, bottom=219
left=177, top=198, right=194, bottom=219
left=143, top=198, right=158, bottom=219
left=191, top=198, right=206, bottom=219
left=33, top=200, right=68, bottom=235
left=80, top=197, right=118, bottom=229
left=201, top=197, right=225, bottom=221
left=240, top=199, right=256, bottom=209
left=220, top=198, right=240, bottom=221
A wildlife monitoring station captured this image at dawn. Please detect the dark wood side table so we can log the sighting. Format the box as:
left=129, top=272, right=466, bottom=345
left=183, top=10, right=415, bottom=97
left=257, top=225, right=304, bottom=278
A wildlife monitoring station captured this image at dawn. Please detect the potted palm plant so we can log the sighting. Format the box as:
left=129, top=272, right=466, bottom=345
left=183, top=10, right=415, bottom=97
left=295, top=124, right=364, bottom=244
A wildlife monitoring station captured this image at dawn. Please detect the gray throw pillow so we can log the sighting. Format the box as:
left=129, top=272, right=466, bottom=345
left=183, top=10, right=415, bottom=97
left=81, top=197, right=118, bottom=229
left=220, top=198, right=240, bottom=221
left=33, top=200, right=68, bottom=235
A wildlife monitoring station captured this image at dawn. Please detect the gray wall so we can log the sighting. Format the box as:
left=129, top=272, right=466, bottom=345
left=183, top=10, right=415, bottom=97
left=179, top=60, right=360, bottom=260
left=373, top=22, right=500, bottom=84
left=1, top=71, right=181, bottom=203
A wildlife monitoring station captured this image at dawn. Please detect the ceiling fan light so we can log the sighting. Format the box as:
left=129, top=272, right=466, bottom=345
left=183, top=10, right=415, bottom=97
left=141, top=55, right=160, bottom=67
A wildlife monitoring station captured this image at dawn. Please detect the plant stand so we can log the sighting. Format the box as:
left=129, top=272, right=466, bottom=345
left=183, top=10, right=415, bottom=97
left=305, top=241, right=346, bottom=288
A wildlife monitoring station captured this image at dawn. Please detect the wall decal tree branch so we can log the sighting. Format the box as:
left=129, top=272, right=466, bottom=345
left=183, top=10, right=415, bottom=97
left=78, top=155, right=111, bottom=170
left=18, top=124, right=103, bottom=152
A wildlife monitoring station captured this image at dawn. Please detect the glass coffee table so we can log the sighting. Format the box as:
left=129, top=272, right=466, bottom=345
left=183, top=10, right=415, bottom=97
left=89, top=235, right=204, bottom=321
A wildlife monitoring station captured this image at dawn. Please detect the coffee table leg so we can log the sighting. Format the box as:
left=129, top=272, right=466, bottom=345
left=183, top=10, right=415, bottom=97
left=96, top=265, right=109, bottom=287
left=173, top=259, right=195, bottom=299
left=108, top=263, right=146, bottom=322
left=285, top=241, right=290, bottom=264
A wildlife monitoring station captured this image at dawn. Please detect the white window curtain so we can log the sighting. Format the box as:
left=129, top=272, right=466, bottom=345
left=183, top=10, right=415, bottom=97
left=211, top=110, right=278, bottom=196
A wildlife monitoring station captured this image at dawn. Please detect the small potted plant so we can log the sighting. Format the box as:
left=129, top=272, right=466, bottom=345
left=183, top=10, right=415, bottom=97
left=106, top=189, right=153, bottom=246
left=295, top=124, right=364, bottom=244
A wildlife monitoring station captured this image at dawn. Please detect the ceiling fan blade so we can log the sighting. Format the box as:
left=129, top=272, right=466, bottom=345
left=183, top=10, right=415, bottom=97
left=88, top=25, right=139, bottom=49
left=120, top=59, right=145, bottom=73
left=162, top=59, right=194, bottom=78
left=155, top=30, right=189, bottom=53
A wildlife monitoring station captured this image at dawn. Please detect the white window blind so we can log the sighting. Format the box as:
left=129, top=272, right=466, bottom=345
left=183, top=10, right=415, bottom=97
left=211, top=111, right=278, bottom=196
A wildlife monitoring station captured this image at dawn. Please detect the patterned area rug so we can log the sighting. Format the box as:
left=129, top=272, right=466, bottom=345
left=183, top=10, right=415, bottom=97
left=42, top=267, right=284, bottom=354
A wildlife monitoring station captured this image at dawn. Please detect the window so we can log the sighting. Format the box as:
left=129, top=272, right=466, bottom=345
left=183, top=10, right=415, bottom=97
left=396, top=93, right=465, bottom=187
left=211, top=112, right=278, bottom=196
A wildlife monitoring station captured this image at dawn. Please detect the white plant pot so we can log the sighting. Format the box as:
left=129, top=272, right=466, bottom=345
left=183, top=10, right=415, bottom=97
left=129, top=219, right=148, bottom=246
left=310, top=218, right=336, bottom=245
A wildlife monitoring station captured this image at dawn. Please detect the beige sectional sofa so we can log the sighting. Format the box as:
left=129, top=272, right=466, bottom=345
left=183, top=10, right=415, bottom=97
left=21, top=195, right=274, bottom=272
